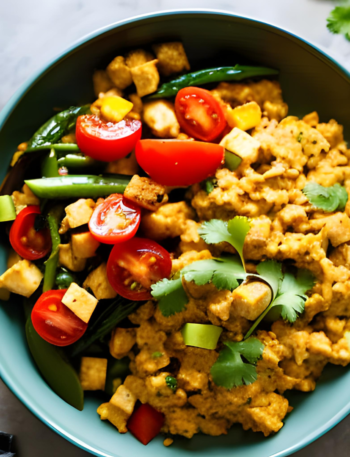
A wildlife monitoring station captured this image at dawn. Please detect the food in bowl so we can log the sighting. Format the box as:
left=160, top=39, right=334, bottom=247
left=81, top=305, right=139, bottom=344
left=1, top=40, right=350, bottom=447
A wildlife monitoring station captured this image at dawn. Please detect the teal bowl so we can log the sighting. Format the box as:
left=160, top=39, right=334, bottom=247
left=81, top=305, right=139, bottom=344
left=1, top=10, right=350, bottom=457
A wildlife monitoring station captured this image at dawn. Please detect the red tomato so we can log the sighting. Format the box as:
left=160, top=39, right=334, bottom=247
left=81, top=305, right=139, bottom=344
left=107, top=237, right=172, bottom=301
left=31, top=290, right=88, bottom=346
left=175, top=87, right=226, bottom=141
left=76, top=115, right=142, bottom=162
left=127, top=404, right=164, bottom=445
left=135, top=139, right=224, bottom=186
left=9, top=206, right=51, bottom=261
left=89, top=194, right=141, bottom=244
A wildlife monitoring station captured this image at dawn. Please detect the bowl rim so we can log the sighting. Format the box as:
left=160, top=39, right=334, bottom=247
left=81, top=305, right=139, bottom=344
left=1, top=8, right=350, bottom=457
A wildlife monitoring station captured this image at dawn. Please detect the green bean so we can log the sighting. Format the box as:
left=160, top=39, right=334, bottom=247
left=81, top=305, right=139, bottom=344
left=57, top=154, right=103, bottom=169
left=43, top=206, right=64, bottom=292
left=149, top=65, right=279, bottom=98
left=25, top=174, right=131, bottom=199
left=25, top=318, right=84, bottom=410
left=41, top=148, right=59, bottom=178
left=26, top=143, right=80, bottom=153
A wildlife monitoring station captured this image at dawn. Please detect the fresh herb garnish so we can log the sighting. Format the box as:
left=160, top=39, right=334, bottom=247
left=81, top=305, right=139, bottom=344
left=165, top=376, right=177, bottom=391
left=198, top=216, right=250, bottom=269
left=202, top=177, right=218, bottom=194
left=327, top=5, right=350, bottom=41
left=151, top=278, right=188, bottom=317
left=302, top=182, right=348, bottom=212
left=210, top=338, right=264, bottom=389
left=152, top=351, right=163, bottom=358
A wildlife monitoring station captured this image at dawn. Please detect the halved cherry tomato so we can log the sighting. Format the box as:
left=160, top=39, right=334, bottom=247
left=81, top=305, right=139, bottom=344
left=9, top=206, right=51, bottom=260
left=76, top=115, right=142, bottom=162
left=135, top=139, right=224, bottom=186
left=89, top=194, right=141, bottom=244
left=107, top=237, right=172, bottom=300
left=175, top=87, right=226, bottom=141
left=127, top=404, right=164, bottom=445
left=31, top=289, right=88, bottom=346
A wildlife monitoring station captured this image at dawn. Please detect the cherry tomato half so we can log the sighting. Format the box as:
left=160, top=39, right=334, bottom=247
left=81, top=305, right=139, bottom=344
left=9, top=206, right=51, bottom=260
left=135, top=139, right=224, bottom=186
left=31, top=289, right=88, bottom=346
left=175, top=87, right=227, bottom=141
left=107, top=237, right=172, bottom=301
left=89, top=194, right=141, bottom=244
left=76, top=115, right=142, bottom=162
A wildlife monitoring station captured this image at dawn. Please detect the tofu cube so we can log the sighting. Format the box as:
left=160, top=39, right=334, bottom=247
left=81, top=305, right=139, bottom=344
left=97, top=402, right=129, bottom=433
left=110, top=328, right=136, bottom=359
left=125, top=49, right=154, bottom=68
left=71, top=232, right=100, bottom=259
left=12, top=184, right=40, bottom=214
left=93, top=70, right=114, bottom=97
left=110, top=385, right=136, bottom=415
left=59, top=243, right=86, bottom=272
left=79, top=357, right=108, bottom=390
left=226, top=101, right=262, bottom=131
left=124, top=175, right=168, bottom=211
left=107, top=56, right=133, bottom=89
left=62, top=283, right=98, bottom=323
left=220, top=127, right=260, bottom=165
left=0, top=259, right=43, bottom=297
left=105, top=151, right=139, bottom=176
left=152, top=42, right=190, bottom=76
left=231, top=281, right=272, bottom=320
left=100, top=96, right=133, bottom=123
left=143, top=100, right=180, bottom=138
left=64, top=199, right=95, bottom=229
left=130, top=60, right=160, bottom=97
left=83, top=262, right=117, bottom=300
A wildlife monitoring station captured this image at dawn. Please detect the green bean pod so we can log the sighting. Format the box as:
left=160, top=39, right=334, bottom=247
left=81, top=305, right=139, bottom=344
left=57, top=154, right=103, bottom=169
left=43, top=206, right=64, bottom=292
left=25, top=318, right=84, bottom=410
left=25, top=174, right=132, bottom=199
left=26, top=143, right=80, bottom=153
left=41, top=148, right=59, bottom=178
left=149, top=65, right=279, bottom=98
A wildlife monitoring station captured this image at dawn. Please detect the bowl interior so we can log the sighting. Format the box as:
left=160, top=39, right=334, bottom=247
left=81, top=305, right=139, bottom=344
left=1, top=11, right=350, bottom=457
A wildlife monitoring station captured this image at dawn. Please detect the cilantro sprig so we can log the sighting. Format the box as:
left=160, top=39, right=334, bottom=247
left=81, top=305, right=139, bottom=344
left=210, top=338, right=264, bottom=389
left=302, top=182, right=348, bottom=212
left=327, top=5, right=350, bottom=41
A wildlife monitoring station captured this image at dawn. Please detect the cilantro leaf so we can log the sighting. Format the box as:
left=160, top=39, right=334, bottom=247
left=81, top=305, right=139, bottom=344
left=327, top=5, right=350, bottom=41
left=165, top=376, right=177, bottom=391
left=256, top=260, right=283, bottom=299
left=182, top=256, right=246, bottom=291
left=198, top=216, right=250, bottom=269
left=211, top=338, right=264, bottom=389
left=271, top=292, right=305, bottom=323
left=151, top=278, right=188, bottom=317
left=279, top=269, right=315, bottom=297
left=302, top=182, right=348, bottom=212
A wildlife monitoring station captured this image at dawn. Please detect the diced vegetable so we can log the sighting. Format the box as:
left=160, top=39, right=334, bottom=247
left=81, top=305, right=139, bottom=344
left=165, top=376, right=177, bottom=391
left=127, top=404, right=164, bottom=445
left=25, top=175, right=131, bottom=199
left=226, top=101, right=262, bottom=131
left=0, top=195, right=16, bottom=222
left=56, top=268, right=78, bottom=289
left=224, top=150, right=242, bottom=171
left=100, top=96, right=134, bottom=123
left=181, top=323, right=223, bottom=350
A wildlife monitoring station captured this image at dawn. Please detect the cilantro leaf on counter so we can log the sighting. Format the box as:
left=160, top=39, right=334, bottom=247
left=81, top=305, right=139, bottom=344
left=302, top=182, right=348, bottom=212
left=151, top=278, right=188, bottom=317
left=198, top=216, right=251, bottom=269
left=210, top=338, right=265, bottom=389
left=327, top=5, right=350, bottom=41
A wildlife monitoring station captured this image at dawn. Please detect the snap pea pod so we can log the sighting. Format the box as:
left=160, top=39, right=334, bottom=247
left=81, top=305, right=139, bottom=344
left=56, top=268, right=79, bottom=289
left=26, top=143, right=80, bottom=153
left=43, top=206, right=64, bottom=292
left=25, top=174, right=131, bottom=199
left=25, top=318, right=84, bottom=410
left=149, top=65, right=279, bottom=98
left=26, top=105, right=90, bottom=150
left=41, top=148, right=59, bottom=178
left=57, top=154, right=103, bottom=169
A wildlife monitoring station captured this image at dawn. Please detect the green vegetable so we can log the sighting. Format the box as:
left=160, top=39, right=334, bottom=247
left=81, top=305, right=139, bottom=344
left=151, top=278, right=188, bottom=317
left=165, top=376, right=177, bottom=391
left=0, top=195, right=16, bottom=222
left=202, top=178, right=218, bottom=194
left=224, top=150, right=242, bottom=171
left=26, top=105, right=90, bottom=150
left=210, top=338, right=264, bottom=389
left=152, top=351, right=163, bottom=358
left=327, top=5, right=350, bottom=41
left=245, top=266, right=314, bottom=339
left=256, top=259, right=283, bottom=300
left=181, top=323, right=223, bottom=350
left=43, top=206, right=64, bottom=292
left=41, top=148, right=59, bottom=178
left=302, top=182, right=348, bottom=212
left=69, top=297, right=139, bottom=357
left=198, top=216, right=251, bottom=270
left=55, top=268, right=78, bottom=289
left=105, top=357, right=131, bottom=396
left=26, top=143, right=80, bottom=153
left=25, top=174, right=131, bottom=199
left=345, top=331, right=350, bottom=349
left=57, top=154, right=102, bottom=169
left=150, top=65, right=279, bottom=98
left=26, top=318, right=84, bottom=410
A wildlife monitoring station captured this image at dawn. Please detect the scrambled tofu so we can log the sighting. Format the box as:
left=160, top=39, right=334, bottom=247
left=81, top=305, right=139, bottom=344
left=80, top=357, right=108, bottom=390
left=152, top=42, right=190, bottom=76
left=143, top=100, right=180, bottom=138
left=130, top=59, right=160, bottom=97
left=107, top=56, right=133, bottom=89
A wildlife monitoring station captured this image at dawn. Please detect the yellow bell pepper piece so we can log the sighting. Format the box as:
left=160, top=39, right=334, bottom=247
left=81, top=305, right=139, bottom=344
left=100, top=96, right=133, bottom=123
left=226, top=101, right=262, bottom=131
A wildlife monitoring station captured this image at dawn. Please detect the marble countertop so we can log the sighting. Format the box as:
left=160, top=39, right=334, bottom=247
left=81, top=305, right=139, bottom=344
left=1, top=0, right=350, bottom=455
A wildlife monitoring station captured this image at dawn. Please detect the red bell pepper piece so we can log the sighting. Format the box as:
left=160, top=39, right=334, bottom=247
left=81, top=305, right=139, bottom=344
left=127, top=404, right=164, bottom=445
